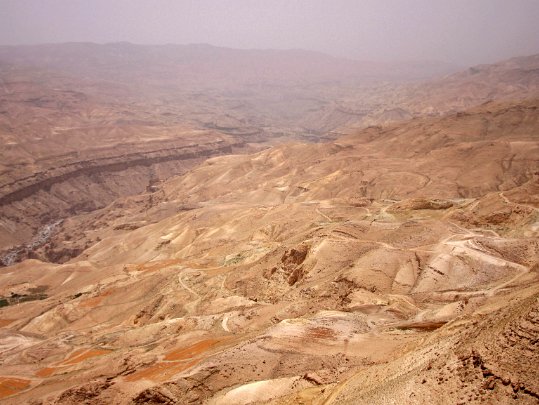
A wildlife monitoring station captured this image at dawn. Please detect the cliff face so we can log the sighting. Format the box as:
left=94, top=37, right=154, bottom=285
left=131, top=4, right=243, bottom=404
left=0, top=71, right=249, bottom=254
left=0, top=137, right=246, bottom=263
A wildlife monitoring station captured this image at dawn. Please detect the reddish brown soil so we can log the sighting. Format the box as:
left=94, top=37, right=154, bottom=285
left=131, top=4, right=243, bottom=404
left=35, top=367, right=57, bottom=378
left=79, top=290, right=115, bottom=309
left=0, top=377, right=31, bottom=399
left=125, top=360, right=198, bottom=382
left=61, top=348, right=111, bottom=365
left=305, top=326, right=338, bottom=340
left=0, top=319, right=15, bottom=328
left=164, top=338, right=223, bottom=361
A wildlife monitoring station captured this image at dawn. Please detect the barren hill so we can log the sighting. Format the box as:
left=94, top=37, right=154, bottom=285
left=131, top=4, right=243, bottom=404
left=310, top=54, right=539, bottom=132
left=0, top=97, right=537, bottom=404
left=3, top=43, right=451, bottom=256
left=1, top=46, right=537, bottom=265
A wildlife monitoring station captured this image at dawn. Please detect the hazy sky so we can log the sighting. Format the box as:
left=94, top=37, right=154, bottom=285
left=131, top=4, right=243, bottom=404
left=1, top=0, right=538, bottom=65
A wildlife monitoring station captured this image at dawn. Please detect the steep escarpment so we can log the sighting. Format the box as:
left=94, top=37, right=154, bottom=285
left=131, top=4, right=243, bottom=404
left=0, top=138, right=248, bottom=263
left=0, top=139, right=241, bottom=205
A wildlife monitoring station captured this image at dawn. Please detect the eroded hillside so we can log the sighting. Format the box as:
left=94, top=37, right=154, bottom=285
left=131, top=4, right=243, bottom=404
left=0, top=98, right=537, bottom=404
left=1, top=46, right=538, bottom=266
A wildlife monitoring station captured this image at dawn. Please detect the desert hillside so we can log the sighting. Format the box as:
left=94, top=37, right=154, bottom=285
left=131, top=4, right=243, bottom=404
left=0, top=95, right=537, bottom=404
left=3, top=43, right=445, bottom=256
left=1, top=46, right=537, bottom=265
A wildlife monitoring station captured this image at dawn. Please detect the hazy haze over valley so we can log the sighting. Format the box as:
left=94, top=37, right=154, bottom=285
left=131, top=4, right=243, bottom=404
left=0, top=1, right=538, bottom=404
left=1, top=0, right=539, bottom=65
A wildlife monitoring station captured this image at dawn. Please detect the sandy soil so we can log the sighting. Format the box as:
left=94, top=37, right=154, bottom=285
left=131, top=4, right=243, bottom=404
left=0, top=51, right=538, bottom=404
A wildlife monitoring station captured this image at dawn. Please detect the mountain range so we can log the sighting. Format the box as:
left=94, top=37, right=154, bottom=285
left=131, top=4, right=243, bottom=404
left=0, top=44, right=538, bottom=404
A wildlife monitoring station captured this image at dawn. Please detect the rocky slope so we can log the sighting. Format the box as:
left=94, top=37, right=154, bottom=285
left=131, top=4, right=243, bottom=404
left=307, top=54, right=539, bottom=132
left=1, top=46, right=537, bottom=264
left=0, top=99, right=537, bottom=404
left=0, top=119, right=244, bottom=261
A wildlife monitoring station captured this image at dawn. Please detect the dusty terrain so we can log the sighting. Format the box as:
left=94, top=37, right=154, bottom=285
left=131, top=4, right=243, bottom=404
left=2, top=45, right=538, bottom=263
left=0, top=43, right=398, bottom=258
left=0, top=45, right=538, bottom=404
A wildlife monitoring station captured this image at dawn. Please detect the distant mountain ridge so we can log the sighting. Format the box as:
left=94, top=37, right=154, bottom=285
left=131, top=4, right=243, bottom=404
left=0, top=42, right=459, bottom=83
